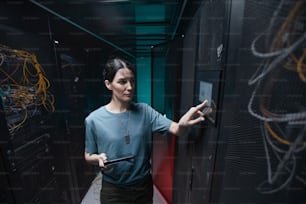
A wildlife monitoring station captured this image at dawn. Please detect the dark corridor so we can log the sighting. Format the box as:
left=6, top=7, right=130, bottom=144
left=0, top=0, right=305, bottom=203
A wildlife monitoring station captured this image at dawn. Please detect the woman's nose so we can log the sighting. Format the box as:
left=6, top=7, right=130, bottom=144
left=126, top=81, right=134, bottom=89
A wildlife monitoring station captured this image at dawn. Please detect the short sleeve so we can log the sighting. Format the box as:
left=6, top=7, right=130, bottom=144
left=145, top=104, right=173, bottom=136
left=84, top=117, right=98, bottom=154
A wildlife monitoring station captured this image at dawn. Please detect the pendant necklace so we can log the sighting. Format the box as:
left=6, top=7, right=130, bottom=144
left=125, top=110, right=130, bottom=144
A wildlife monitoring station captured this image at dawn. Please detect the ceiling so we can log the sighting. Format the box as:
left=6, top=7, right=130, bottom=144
left=25, top=0, right=201, bottom=58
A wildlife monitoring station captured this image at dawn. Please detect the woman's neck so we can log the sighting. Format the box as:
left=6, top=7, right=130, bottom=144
left=106, top=100, right=130, bottom=113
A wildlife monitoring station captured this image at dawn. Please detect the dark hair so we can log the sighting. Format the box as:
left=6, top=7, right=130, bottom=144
left=103, top=57, right=135, bottom=82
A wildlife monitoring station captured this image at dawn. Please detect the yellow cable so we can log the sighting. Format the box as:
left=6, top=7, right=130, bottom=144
left=0, top=44, right=55, bottom=113
left=271, top=1, right=306, bottom=81
left=264, top=122, right=306, bottom=146
left=297, top=49, right=306, bottom=82
left=272, top=1, right=304, bottom=49
left=0, top=69, right=19, bottom=85
left=8, top=108, right=28, bottom=132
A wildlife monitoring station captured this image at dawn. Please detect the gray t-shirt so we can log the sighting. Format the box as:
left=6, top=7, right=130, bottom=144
left=84, top=102, right=172, bottom=185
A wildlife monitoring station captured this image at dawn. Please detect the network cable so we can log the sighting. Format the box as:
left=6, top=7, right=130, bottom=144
left=247, top=0, right=306, bottom=194
left=0, top=44, right=55, bottom=135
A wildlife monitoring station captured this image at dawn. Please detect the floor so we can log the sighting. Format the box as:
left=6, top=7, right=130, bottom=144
left=80, top=173, right=167, bottom=204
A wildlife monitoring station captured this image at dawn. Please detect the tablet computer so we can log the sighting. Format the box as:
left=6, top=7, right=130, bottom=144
left=104, top=155, right=134, bottom=166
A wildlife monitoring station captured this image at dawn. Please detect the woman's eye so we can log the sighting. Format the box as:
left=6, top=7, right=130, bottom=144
left=118, top=80, right=126, bottom=84
left=117, top=79, right=134, bottom=85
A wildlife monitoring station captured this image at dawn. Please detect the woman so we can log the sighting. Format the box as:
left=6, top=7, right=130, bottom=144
left=84, top=57, right=208, bottom=203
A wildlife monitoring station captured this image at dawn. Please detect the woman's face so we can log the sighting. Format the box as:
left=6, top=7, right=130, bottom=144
left=105, top=67, right=135, bottom=103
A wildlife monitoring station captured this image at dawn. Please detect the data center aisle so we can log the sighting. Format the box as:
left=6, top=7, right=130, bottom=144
left=81, top=173, right=166, bottom=204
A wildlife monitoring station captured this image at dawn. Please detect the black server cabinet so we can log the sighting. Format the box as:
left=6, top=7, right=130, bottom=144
left=0, top=3, right=84, bottom=201
left=211, top=0, right=306, bottom=203
left=173, top=0, right=228, bottom=203
left=0, top=2, right=62, bottom=202
left=0, top=43, right=61, bottom=203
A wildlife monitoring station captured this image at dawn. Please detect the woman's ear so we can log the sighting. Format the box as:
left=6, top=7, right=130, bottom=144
left=104, top=80, right=112, bottom=90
